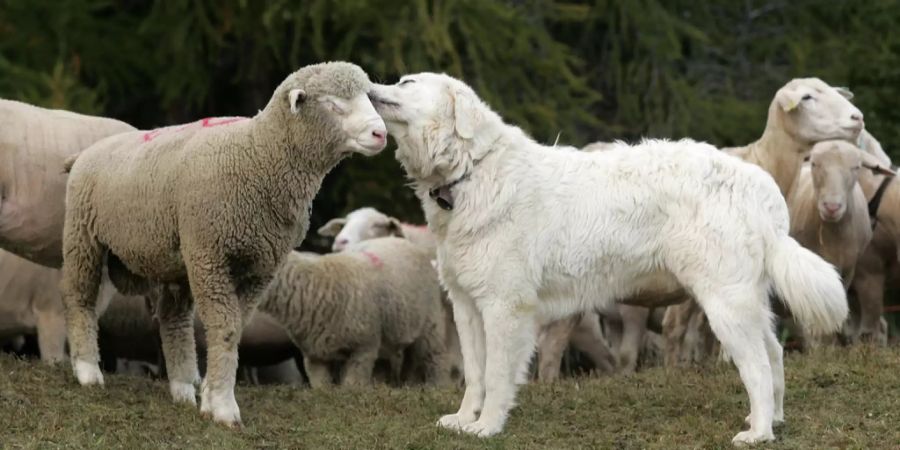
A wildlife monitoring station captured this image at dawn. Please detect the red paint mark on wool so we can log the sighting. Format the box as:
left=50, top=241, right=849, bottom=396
left=361, top=251, right=384, bottom=268
left=141, top=116, right=249, bottom=143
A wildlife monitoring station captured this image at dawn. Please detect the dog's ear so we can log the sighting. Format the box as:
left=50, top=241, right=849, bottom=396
left=452, top=89, right=480, bottom=139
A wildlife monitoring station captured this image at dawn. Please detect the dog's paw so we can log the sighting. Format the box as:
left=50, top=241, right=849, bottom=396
left=461, top=418, right=504, bottom=438
left=732, top=430, right=775, bottom=446
left=436, top=413, right=476, bottom=431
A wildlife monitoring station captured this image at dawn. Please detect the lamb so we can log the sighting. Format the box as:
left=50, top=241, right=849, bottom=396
left=60, top=61, right=387, bottom=426
left=318, top=207, right=462, bottom=381
left=369, top=72, right=848, bottom=444
left=0, top=99, right=135, bottom=268
left=664, top=78, right=866, bottom=364
left=256, top=237, right=448, bottom=387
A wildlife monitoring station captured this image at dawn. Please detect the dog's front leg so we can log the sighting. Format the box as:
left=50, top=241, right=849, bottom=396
left=460, top=295, right=538, bottom=438
left=437, top=289, right=486, bottom=431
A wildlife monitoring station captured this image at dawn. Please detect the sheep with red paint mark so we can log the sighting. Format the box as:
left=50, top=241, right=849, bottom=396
left=60, top=61, right=387, bottom=426
left=256, top=237, right=450, bottom=387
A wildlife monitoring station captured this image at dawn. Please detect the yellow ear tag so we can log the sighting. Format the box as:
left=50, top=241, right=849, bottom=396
left=785, top=99, right=798, bottom=111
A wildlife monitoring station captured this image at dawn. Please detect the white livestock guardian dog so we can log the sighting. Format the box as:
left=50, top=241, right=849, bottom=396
left=369, top=73, right=848, bottom=445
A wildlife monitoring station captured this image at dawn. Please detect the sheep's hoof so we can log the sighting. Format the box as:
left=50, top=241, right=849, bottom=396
left=73, top=360, right=104, bottom=386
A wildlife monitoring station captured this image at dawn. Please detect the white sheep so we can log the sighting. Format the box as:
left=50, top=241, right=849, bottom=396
left=317, top=207, right=462, bottom=382
left=318, top=207, right=436, bottom=253
left=60, top=61, right=387, bottom=426
left=370, top=72, right=848, bottom=444
left=0, top=99, right=135, bottom=268
left=256, top=237, right=449, bottom=387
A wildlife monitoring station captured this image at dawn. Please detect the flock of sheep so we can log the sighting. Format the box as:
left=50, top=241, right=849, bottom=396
left=0, top=60, right=896, bottom=446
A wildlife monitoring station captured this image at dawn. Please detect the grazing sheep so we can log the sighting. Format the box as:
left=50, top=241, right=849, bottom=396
left=318, top=207, right=462, bottom=382
left=0, top=99, right=134, bottom=268
left=535, top=311, right=615, bottom=381
left=369, top=72, right=848, bottom=444
left=61, top=61, right=387, bottom=426
left=664, top=79, right=866, bottom=365
left=256, top=237, right=448, bottom=387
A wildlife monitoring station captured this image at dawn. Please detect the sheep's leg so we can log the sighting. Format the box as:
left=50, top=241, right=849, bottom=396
left=536, top=315, right=578, bottom=382
left=340, top=344, right=379, bottom=387
left=697, top=285, right=774, bottom=445
left=570, top=311, right=615, bottom=374
left=852, top=265, right=886, bottom=345
left=437, top=289, right=486, bottom=431
left=662, top=301, right=694, bottom=367
left=411, top=312, right=452, bottom=385
left=34, top=305, right=67, bottom=364
left=189, top=267, right=246, bottom=428
left=304, top=356, right=333, bottom=388
left=616, top=305, right=648, bottom=374
left=60, top=217, right=106, bottom=386
left=157, top=284, right=201, bottom=405
left=442, top=299, right=464, bottom=383
left=459, top=295, right=538, bottom=438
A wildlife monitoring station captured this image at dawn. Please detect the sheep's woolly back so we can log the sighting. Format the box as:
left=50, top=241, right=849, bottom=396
left=0, top=99, right=135, bottom=267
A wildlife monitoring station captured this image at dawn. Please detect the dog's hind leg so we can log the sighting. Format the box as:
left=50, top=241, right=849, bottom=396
left=459, top=291, right=538, bottom=438
left=437, top=288, right=486, bottom=431
left=763, top=325, right=784, bottom=424
left=696, top=283, right=775, bottom=446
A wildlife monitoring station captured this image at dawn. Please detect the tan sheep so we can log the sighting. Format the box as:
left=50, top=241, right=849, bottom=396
left=0, top=99, right=134, bottom=268
left=664, top=78, right=867, bottom=365
left=317, top=207, right=462, bottom=382
left=787, top=140, right=894, bottom=344
left=257, top=237, right=449, bottom=387
left=60, top=61, right=387, bottom=426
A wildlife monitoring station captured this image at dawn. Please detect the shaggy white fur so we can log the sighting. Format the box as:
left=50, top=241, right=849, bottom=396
left=370, top=73, right=849, bottom=445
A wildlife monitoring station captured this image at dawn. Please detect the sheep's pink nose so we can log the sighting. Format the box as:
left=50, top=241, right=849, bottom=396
left=372, top=129, right=386, bottom=140
left=823, top=202, right=842, bottom=213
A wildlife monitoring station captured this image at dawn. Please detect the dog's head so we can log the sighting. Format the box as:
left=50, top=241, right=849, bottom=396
left=368, top=73, right=500, bottom=185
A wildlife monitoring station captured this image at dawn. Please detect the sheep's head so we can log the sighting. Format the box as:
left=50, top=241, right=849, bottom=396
left=317, top=207, right=403, bottom=252
left=773, top=78, right=864, bottom=147
left=809, top=140, right=894, bottom=222
left=279, top=62, right=387, bottom=156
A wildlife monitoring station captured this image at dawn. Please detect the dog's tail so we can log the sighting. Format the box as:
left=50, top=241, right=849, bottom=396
left=765, top=234, right=847, bottom=336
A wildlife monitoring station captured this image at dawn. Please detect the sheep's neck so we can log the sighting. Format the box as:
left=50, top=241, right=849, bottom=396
left=751, top=125, right=808, bottom=198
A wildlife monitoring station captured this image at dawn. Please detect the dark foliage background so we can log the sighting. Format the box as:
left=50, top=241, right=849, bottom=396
left=2, top=0, right=899, bottom=250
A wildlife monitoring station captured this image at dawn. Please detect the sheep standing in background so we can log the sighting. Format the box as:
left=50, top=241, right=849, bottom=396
left=0, top=99, right=135, bottom=268
left=61, top=61, right=387, bottom=426
left=663, top=79, right=866, bottom=366
left=0, top=250, right=113, bottom=363
left=788, top=140, right=894, bottom=344
left=257, top=237, right=448, bottom=387
left=318, top=207, right=462, bottom=382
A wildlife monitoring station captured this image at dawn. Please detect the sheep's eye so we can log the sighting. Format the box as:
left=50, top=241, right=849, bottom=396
left=399, top=79, right=415, bottom=86
left=802, top=94, right=813, bottom=101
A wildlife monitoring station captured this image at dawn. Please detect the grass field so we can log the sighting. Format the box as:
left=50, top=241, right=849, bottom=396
left=2, top=347, right=898, bottom=449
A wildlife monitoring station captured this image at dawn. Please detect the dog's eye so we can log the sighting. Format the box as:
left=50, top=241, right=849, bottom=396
left=399, top=79, right=416, bottom=86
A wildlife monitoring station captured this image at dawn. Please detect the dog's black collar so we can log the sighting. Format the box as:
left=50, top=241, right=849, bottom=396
left=429, top=173, right=471, bottom=211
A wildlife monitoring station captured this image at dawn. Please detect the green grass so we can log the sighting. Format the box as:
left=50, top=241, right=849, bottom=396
left=2, top=347, right=898, bottom=449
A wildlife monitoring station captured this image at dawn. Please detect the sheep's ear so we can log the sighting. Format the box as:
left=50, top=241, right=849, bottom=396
left=452, top=89, right=479, bottom=139
left=775, top=88, right=804, bottom=112
left=317, top=218, right=346, bottom=237
left=289, top=89, right=306, bottom=114
left=860, top=151, right=896, bottom=176
left=834, top=86, right=854, bottom=100
left=386, top=218, right=405, bottom=238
